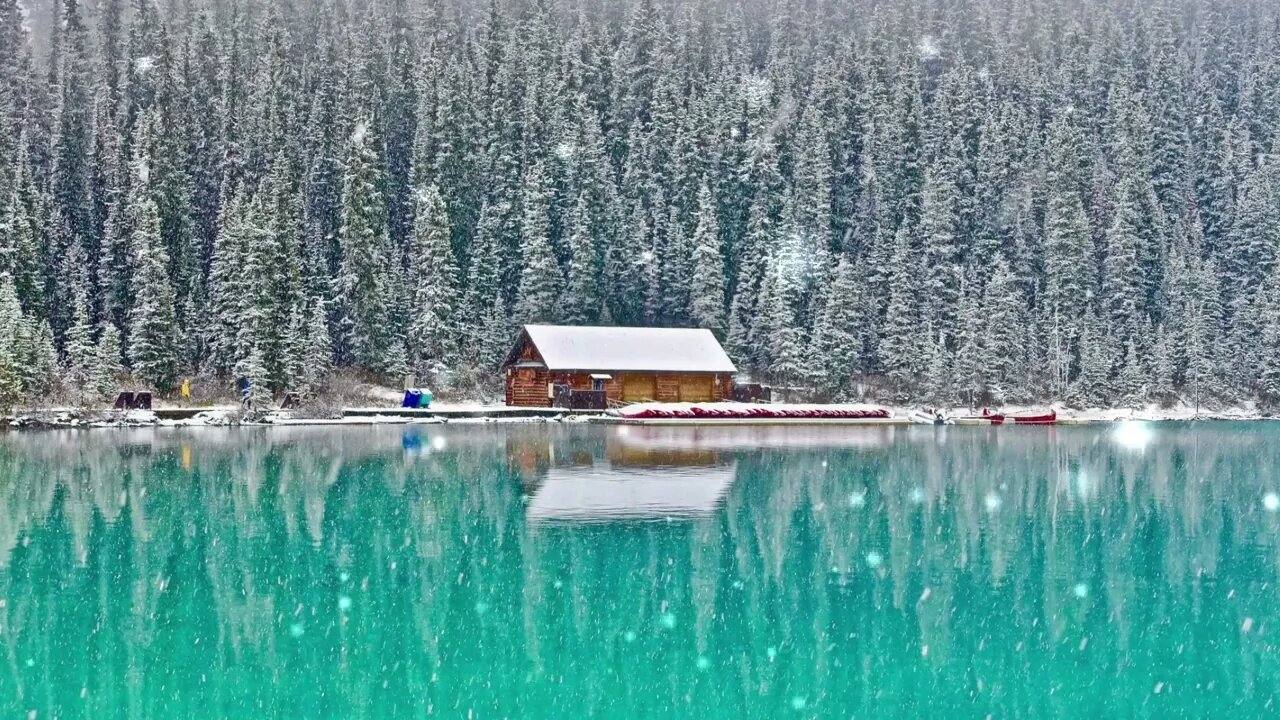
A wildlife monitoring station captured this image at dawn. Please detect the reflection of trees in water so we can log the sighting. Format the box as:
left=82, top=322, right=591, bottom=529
left=0, top=425, right=1279, bottom=716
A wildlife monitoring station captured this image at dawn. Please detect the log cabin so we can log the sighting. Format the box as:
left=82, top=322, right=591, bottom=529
left=502, top=325, right=737, bottom=407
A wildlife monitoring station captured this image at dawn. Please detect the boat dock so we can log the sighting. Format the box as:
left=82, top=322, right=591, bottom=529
left=342, top=407, right=606, bottom=420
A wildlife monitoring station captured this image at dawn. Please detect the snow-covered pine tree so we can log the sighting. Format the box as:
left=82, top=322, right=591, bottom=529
left=1185, top=258, right=1227, bottom=409
left=1073, top=307, right=1112, bottom=408
left=1116, top=337, right=1148, bottom=409
left=563, top=191, right=601, bottom=325
left=688, top=181, right=725, bottom=334
left=658, top=203, right=693, bottom=327
left=95, top=322, right=123, bottom=398
left=922, top=324, right=953, bottom=406
left=879, top=226, right=920, bottom=399
left=953, top=270, right=984, bottom=408
left=790, top=103, right=833, bottom=290
left=916, top=158, right=961, bottom=343
left=809, top=255, right=863, bottom=400
left=1229, top=156, right=1280, bottom=292
left=1, top=139, right=44, bottom=313
left=128, top=195, right=179, bottom=392
left=981, top=256, right=1026, bottom=403
left=1150, top=325, right=1176, bottom=407
left=238, top=342, right=273, bottom=416
left=62, top=269, right=97, bottom=398
left=1042, top=116, right=1094, bottom=360
left=302, top=298, right=332, bottom=392
left=337, top=117, right=396, bottom=374
left=408, top=183, right=460, bottom=372
left=516, top=163, right=561, bottom=324
left=0, top=273, right=22, bottom=407
left=461, top=202, right=505, bottom=367
left=48, top=0, right=96, bottom=340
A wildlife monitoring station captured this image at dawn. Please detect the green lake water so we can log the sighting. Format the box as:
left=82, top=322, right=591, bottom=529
left=2, top=422, right=1279, bottom=718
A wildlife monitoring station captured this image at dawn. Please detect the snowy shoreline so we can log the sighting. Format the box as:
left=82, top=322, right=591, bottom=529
left=0, top=400, right=1273, bottom=431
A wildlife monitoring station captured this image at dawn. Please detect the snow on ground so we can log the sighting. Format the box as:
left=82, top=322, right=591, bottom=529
left=897, top=401, right=1267, bottom=423
left=5, top=399, right=1275, bottom=432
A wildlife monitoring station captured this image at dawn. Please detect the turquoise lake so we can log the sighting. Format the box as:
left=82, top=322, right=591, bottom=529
left=2, top=422, right=1279, bottom=718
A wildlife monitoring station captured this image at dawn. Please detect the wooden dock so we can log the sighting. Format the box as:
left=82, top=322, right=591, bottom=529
left=342, top=407, right=605, bottom=420
left=589, top=415, right=910, bottom=427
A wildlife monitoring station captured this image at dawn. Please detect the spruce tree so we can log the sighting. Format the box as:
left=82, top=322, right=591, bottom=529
left=95, top=322, right=123, bottom=398
left=302, top=298, right=332, bottom=392
left=408, top=184, right=459, bottom=371
left=128, top=197, right=179, bottom=393
left=688, top=182, right=725, bottom=334
left=62, top=272, right=96, bottom=397
left=879, top=227, right=920, bottom=399
left=563, top=192, right=601, bottom=325
left=809, top=255, right=862, bottom=399
left=0, top=273, right=21, bottom=407
left=516, top=163, right=561, bottom=324
left=981, top=257, right=1026, bottom=403
left=337, top=117, right=395, bottom=374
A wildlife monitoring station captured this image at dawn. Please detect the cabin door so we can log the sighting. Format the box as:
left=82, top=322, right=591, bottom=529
left=621, top=375, right=657, bottom=402
left=679, top=376, right=714, bottom=403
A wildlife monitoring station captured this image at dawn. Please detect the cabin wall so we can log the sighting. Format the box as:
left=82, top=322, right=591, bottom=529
left=506, top=367, right=551, bottom=406
left=505, top=370, right=734, bottom=407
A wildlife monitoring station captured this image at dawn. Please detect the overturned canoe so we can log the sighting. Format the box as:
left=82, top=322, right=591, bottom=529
left=612, top=402, right=892, bottom=421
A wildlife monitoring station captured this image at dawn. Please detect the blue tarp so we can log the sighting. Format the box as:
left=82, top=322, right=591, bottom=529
left=402, top=390, right=422, bottom=408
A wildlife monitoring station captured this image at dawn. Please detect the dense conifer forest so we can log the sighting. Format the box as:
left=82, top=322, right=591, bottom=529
left=1, top=0, right=1279, bottom=407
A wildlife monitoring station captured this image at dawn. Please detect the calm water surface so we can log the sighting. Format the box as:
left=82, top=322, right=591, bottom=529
left=2, top=422, right=1279, bottom=718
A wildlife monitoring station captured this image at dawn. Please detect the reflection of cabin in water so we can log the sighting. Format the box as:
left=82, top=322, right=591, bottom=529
left=504, top=428, right=736, bottom=523
left=502, top=325, right=737, bottom=407
left=506, top=428, right=721, bottom=485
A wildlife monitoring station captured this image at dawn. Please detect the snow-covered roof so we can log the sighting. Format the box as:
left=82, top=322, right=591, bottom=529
left=512, top=325, right=737, bottom=373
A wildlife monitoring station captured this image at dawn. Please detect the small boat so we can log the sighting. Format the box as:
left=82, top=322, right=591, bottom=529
left=909, top=409, right=951, bottom=425
left=960, top=408, right=1057, bottom=425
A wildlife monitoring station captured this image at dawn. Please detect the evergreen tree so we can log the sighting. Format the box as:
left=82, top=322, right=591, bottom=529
left=516, top=163, right=561, bottom=324
left=337, top=118, right=396, bottom=373
left=95, top=322, right=123, bottom=398
left=879, top=227, right=920, bottom=398
left=563, top=192, right=601, bottom=325
left=809, top=255, right=863, bottom=399
left=48, top=0, right=96, bottom=338
left=62, top=273, right=96, bottom=396
left=302, top=298, right=332, bottom=392
left=0, top=273, right=22, bottom=407
left=1042, top=116, right=1094, bottom=355
left=953, top=271, right=985, bottom=408
left=408, top=184, right=460, bottom=371
left=688, top=182, right=725, bottom=334
left=981, top=257, right=1026, bottom=403
left=128, top=197, right=179, bottom=393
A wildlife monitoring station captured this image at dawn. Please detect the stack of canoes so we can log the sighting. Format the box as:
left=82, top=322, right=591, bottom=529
left=613, top=403, right=892, bottom=421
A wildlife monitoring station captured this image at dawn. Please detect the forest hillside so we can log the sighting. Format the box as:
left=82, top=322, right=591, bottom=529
left=1, top=0, right=1279, bottom=408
